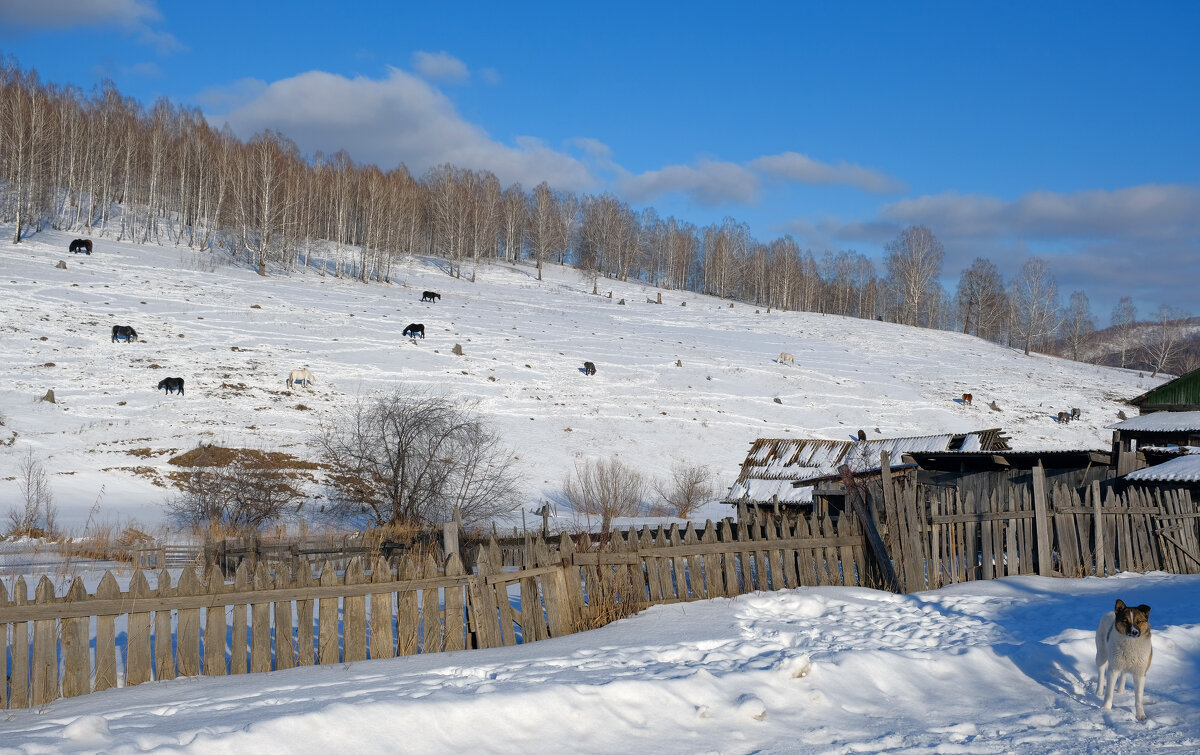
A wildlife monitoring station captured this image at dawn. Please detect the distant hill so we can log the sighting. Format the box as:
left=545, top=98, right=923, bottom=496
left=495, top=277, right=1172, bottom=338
left=0, top=226, right=1167, bottom=530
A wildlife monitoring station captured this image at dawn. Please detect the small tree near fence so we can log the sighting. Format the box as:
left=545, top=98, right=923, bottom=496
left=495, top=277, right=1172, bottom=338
left=563, top=456, right=645, bottom=534
left=651, top=461, right=715, bottom=518
left=317, top=390, right=523, bottom=529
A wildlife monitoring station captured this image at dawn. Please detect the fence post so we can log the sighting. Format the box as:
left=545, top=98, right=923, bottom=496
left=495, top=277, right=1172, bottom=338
left=1032, top=462, right=1054, bottom=576
left=840, top=464, right=901, bottom=593
left=1092, top=480, right=1105, bottom=576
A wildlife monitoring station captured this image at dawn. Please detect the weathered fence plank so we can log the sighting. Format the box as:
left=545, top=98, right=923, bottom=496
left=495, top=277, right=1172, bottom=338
left=127, top=571, right=153, bottom=686
left=343, top=559, right=368, bottom=662
left=95, top=573, right=119, bottom=691
left=62, top=578, right=90, bottom=698
left=176, top=568, right=201, bottom=677
left=204, top=565, right=228, bottom=677
left=155, top=569, right=175, bottom=682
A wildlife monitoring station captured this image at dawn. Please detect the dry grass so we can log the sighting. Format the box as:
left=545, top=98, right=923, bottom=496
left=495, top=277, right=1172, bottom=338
left=167, top=445, right=319, bottom=470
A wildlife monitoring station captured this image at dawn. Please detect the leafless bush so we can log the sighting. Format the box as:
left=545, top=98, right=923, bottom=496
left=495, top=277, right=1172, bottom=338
left=652, top=462, right=716, bottom=518
left=563, top=457, right=645, bottom=534
left=166, top=445, right=306, bottom=529
left=9, top=448, right=58, bottom=538
left=318, top=390, right=523, bottom=529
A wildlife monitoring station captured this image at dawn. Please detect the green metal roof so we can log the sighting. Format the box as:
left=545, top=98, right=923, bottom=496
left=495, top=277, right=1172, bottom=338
left=1130, top=367, right=1200, bottom=412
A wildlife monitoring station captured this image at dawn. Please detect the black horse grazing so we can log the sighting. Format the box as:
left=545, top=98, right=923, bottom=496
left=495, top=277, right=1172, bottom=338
left=157, top=377, right=185, bottom=395
left=404, top=323, right=425, bottom=339
left=421, top=291, right=441, bottom=302
left=583, top=361, right=597, bottom=376
left=69, top=239, right=93, bottom=254
left=112, top=325, right=138, bottom=343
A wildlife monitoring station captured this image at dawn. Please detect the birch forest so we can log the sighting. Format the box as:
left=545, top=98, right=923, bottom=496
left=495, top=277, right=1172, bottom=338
left=0, top=59, right=1192, bottom=369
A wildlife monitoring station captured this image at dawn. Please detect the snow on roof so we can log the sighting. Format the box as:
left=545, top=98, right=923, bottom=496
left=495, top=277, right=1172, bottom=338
left=1125, top=454, right=1200, bottom=483
left=726, top=430, right=1007, bottom=504
left=1107, top=410, right=1200, bottom=433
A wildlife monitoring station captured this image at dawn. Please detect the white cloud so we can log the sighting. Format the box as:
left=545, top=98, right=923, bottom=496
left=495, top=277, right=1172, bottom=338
left=0, top=0, right=181, bottom=53
left=412, top=51, right=470, bottom=83
left=206, top=67, right=597, bottom=192
left=749, top=152, right=906, bottom=194
left=881, top=184, right=1200, bottom=241
left=618, top=161, right=760, bottom=205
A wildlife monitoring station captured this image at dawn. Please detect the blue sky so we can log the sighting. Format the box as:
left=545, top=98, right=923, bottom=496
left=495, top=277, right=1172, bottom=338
left=2, top=1, right=1197, bottom=318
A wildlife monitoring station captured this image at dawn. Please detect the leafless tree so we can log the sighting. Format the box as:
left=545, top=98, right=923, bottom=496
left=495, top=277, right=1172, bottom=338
left=885, top=225, right=945, bottom=327
left=8, top=448, right=57, bottom=537
left=651, top=462, right=716, bottom=518
left=1062, top=290, right=1096, bottom=362
left=563, top=457, right=645, bottom=534
left=318, top=390, right=522, bottom=528
left=1142, top=304, right=1191, bottom=377
left=1010, top=257, right=1062, bottom=356
left=1111, top=296, right=1139, bottom=369
left=955, top=257, right=1006, bottom=339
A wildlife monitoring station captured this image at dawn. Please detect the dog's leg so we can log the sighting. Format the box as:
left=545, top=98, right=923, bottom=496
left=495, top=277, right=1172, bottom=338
left=1133, top=673, right=1147, bottom=721
left=1096, top=654, right=1108, bottom=698
left=1102, top=666, right=1119, bottom=711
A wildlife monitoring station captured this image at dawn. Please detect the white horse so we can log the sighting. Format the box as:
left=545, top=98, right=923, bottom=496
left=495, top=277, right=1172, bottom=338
left=778, top=352, right=795, bottom=366
left=287, top=368, right=315, bottom=389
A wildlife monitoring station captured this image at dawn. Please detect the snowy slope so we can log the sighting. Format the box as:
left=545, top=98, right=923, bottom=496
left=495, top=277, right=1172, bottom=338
left=0, top=572, right=1197, bottom=753
left=0, top=228, right=1161, bottom=530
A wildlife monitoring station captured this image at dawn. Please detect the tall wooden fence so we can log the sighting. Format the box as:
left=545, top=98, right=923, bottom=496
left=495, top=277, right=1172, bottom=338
left=854, top=461, right=1200, bottom=592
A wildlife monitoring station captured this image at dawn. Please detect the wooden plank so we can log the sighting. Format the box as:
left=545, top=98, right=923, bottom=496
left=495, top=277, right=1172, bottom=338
left=396, top=556, right=420, bottom=655
left=317, top=561, right=339, bottom=665
left=719, top=519, right=742, bottom=594
left=61, top=578, right=90, bottom=699
left=1091, top=481, right=1105, bottom=576
left=841, top=465, right=900, bottom=593
left=127, top=570, right=153, bottom=686
left=368, top=557, right=395, bottom=659
left=699, top=523, right=722, bottom=597
left=1031, top=465, right=1053, bottom=576
left=443, top=554, right=467, bottom=650
left=792, top=514, right=817, bottom=586
left=293, top=563, right=315, bottom=666
left=30, top=577, right=58, bottom=707
left=93, top=573, right=120, bottom=692
left=684, top=522, right=705, bottom=599
left=558, top=534, right=586, bottom=628
left=468, top=553, right=500, bottom=650
left=250, top=563, right=272, bottom=673
left=204, top=566, right=228, bottom=676
left=230, top=563, right=250, bottom=674
left=342, top=559, right=368, bottom=662
left=736, top=518, right=755, bottom=593
left=274, top=565, right=296, bottom=670
left=778, top=516, right=799, bottom=589
left=155, top=569, right=176, bottom=682
left=10, top=577, right=29, bottom=708
left=422, top=554, right=445, bottom=652
left=176, top=569, right=201, bottom=677
left=902, top=479, right=927, bottom=590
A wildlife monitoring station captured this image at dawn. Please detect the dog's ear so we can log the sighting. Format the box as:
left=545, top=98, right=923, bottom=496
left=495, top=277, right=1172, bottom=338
left=1114, top=599, right=1127, bottom=611
left=1138, top=605, right=1151, bottom=617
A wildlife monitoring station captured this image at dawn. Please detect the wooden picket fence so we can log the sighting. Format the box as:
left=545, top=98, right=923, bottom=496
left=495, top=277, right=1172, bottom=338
left=855, top=462, right=1200, bottom=593
left=0, top=515, right=871, bottom=711
left=5, top=463, right=1197, bottom=711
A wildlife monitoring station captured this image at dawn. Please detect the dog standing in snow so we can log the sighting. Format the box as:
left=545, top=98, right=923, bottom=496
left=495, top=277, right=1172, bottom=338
left=1096, top=599, right=1153, bottom=721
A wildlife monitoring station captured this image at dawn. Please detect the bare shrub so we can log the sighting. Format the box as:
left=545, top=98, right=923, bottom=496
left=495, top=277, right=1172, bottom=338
left=166, top=444, right=306, bottom=529
left=8, top=448, right=57, bottom=538
left=563, top=457, right=645, bottom=534
left=652, top=462, right=716, bottom=518
left=318, top=390, right=523, bottom=529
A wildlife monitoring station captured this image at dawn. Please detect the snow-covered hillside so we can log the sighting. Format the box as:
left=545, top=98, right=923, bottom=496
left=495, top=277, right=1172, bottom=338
left=0, top=228, right=1163, bottom=530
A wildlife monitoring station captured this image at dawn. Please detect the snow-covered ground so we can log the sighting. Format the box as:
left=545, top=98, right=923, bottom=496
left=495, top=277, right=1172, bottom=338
left=0, top=227, right=1161, bottom=532
left=1, top=572, right=1196, bottom=753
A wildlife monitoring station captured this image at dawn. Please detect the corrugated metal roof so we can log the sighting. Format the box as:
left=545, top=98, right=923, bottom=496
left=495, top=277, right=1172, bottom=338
left=1107, top=410, right=1200, bottom=432
left=725, top=429, right=1009, bottom=504
left=1125, top=454, right=1200, bottom=483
